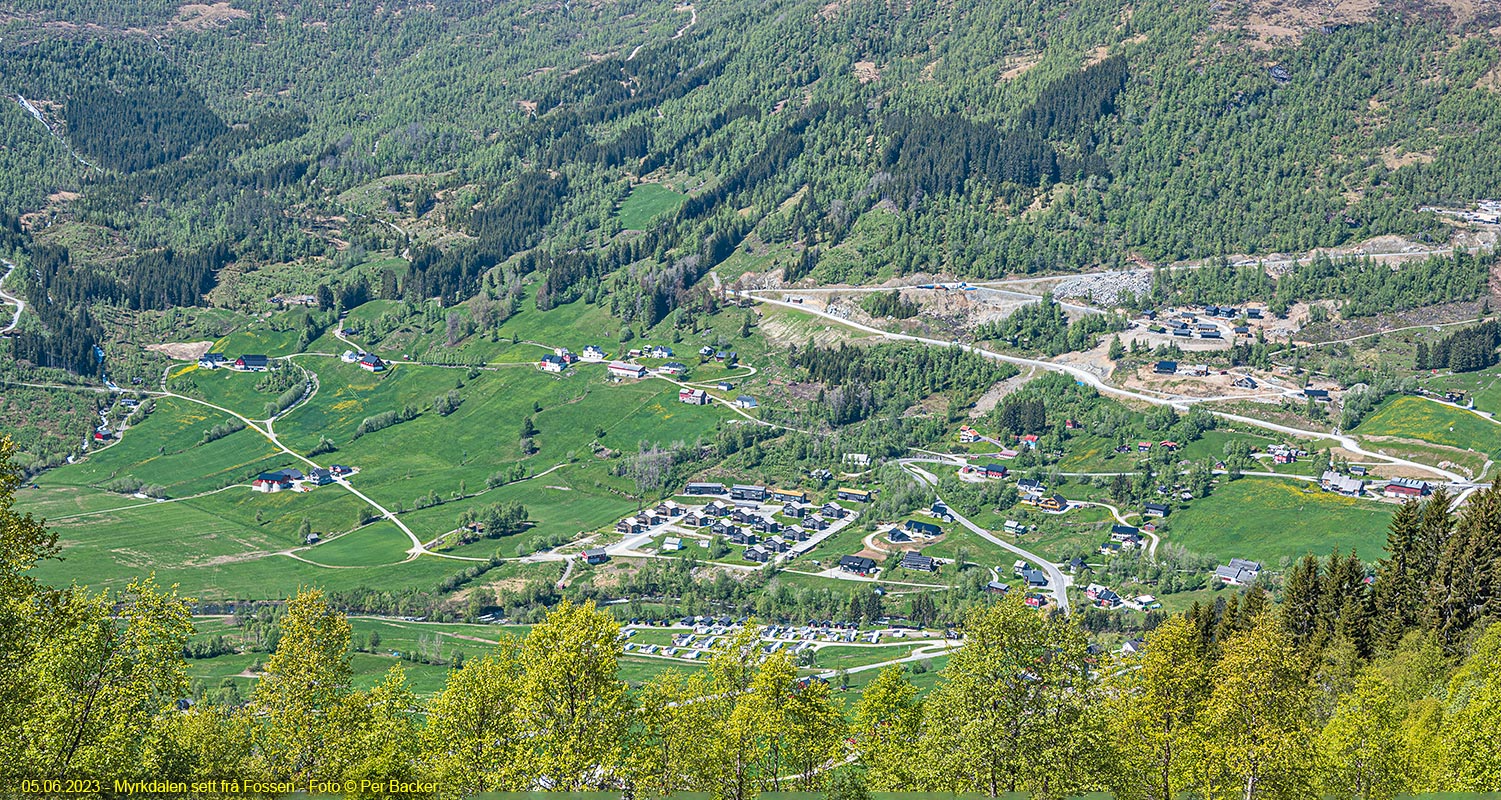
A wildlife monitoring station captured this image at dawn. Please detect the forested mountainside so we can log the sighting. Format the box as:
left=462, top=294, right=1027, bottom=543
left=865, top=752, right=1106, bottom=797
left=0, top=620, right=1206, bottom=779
left=3, top=0, right=1501, bottom=300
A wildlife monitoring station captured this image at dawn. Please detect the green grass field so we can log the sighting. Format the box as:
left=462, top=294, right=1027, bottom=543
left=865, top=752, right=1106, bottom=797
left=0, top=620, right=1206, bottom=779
left=1355, top=395, right=1501, bottom=458
left=55, top=396, right=289, bottom=497
left=616, top=183, right=687, bottom=230
left=300, top=521, right=414, bottom=566
left=1159, top=477, right=1394, bottom=566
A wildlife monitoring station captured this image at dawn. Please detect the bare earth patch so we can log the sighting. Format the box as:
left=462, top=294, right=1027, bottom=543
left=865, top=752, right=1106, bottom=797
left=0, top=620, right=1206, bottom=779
left=147, top=341, right=215, bottom=360
left=853, top=61, right=880, bottom=84
left=171, top=2, right=249, bottom=31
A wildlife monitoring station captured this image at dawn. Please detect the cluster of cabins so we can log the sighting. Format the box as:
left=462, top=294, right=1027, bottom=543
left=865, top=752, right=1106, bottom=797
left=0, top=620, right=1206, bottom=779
left=251, top=464, right=355, bottom=493
left=1016, top=477, right=1068, bottom=512
left=616, top=483, right=855, bottom=565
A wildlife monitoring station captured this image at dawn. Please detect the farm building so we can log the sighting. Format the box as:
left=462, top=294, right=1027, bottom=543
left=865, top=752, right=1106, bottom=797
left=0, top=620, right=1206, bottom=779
left=1321, top=471, right=1365, bottom=496
left=678, top=388, right=709, bottom=405
left=234, top=355, right=269, bottom=372
left=539, top=354, right=567, bottom=373
left=607, top=361, right=647, bottom=379
left=252, top=471, right=294, bottom=493
left=1144, top=502, right=1170, bottom=518
left=198, top=353, right=227, bottom=369
left=584, top=548, right=611, bottom=565
left=582, top=345, right=606, bottom=361
left=1215, top=558, right=1262, bottom=586
left=358, top=354, right=386, bottom=372
left=983, top=464, right=1008, bottom=479
left=735, top=395, right=758, bottom=409
left=1384, top=478, right=1430, bottom=499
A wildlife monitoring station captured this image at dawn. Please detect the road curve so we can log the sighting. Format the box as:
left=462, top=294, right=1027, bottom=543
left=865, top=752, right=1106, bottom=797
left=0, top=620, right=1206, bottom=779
left=0, top=260, right=25, bottom=334
left=901, top=461, right=1071, bottom=614
left=743, top=292, right=1466, bottom=484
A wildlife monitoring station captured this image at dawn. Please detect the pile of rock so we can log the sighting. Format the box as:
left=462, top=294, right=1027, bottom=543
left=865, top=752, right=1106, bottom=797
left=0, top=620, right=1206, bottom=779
left=1053, top=270, right=1152, bottom=307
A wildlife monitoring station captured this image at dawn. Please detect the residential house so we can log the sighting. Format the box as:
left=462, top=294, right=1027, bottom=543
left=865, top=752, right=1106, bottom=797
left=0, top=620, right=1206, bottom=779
left=702, top=500, right=730, bottom=517
left=1233, top=375, right=1259, bottom=389
left=678, top=388, right=709, bottom=405
left=1144, top=502, right=1170, bottom=518
left=986, top=580, right=1010, bottom=595
left=1247, top=308, right=1263, bottom=319
left=735, top=395, right=758, bottom=409
left=839, top=555, right=877, bottom=575
left=358, top=354, right=386, bottom=372
left=616, top=519, right=646, bottom=535
left=716, top=381, right=734, bottom=391
left=1016, top=478, right=1043, bottom=497
left=662, top=537, right=683, bottom=552
left=1020, top=434, right=1040, bottom=449
left=782, top=503, right=808, bottom=519
left=330, top=464, right=355, bottom=477
left=1154, top=361, right=1177, bottom=375
left=539, top=354, right=567, bottom=373
left=959, top=425, right=982, bottom=443
left=234, top=355, right=269, bottom=372
left=198, top=353, right=227, bottom=369
left=805, top=515, right=830, bottom=531
left=1020, top=568, right=1049, bottom=587
left=682, top=512, right=706, bottom=528
left=648, top=346, right=675, bottom=359
left=888, top=529, right=913, bottom=544
left=1121, top=638, right=1147, bottom=655
left=821, top=502, right=847, bottom=518
left=686, top=482, right=725, bottom=496
left=837, top=487, right=873, bottom=503
left=983, top=464, right=1009, bottom=479
left=931, top=501, right=952, bottom=521
left=1003, top=519, right=1025, bottom=535
left=1215, top=558, right=1262, bottom=586
left=1035, top=494, right=1067, bottom=512
left=743, top=546, right=771, bottom=563
left=1110, top=524, right=1142, bottom=543
left=579, top=345, right=605, bottom=361
left=92, top=429, right=113, bottom=442
left=904, top=520, right=942, bottom=538
left=764, top=536, right=790, bottom=553
left=1067, top=556, right=1087, bottom=574
left=301, top=468, right=333, bottom=487
left=1350, top=465, right=1368, bottom=476
left=607, top=361, right=648, bottom=379
left=900, top=551, right=937, bottom=572
left=771, top=488, right=807, bottom=503
left=584, top=548, right=610, bottom=565
left=1303, top=387, right=1330, bottom=401
left=660, top=362, right=688, bottom=375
